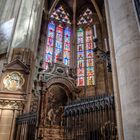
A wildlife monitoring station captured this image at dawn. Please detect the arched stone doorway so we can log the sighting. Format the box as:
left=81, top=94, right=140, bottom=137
left=38, top=81, right=77, bottom=140
left=46, top=84, right=68, bottom=126
left=37, top=63, right=79, bottom=140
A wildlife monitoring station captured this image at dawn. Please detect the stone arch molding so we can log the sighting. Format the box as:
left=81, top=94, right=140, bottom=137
left=45, top=76, right=77, bottom=99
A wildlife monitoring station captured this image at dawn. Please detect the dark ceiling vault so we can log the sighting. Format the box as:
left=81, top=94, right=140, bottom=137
left=46, top=0, right=104, bottom=19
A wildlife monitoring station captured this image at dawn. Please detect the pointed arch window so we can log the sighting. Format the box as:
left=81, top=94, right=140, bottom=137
left=77, top=8, right=95, bottom=86
left=45, top=6, right=71, bottom=69
left=77, top=28, right=85, bottom=86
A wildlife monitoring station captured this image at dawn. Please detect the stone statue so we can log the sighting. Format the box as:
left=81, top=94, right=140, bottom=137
left=47, top=106, right=64, bottom=126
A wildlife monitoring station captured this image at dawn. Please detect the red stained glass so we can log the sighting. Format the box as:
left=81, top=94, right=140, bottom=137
left=55, top=25, right=63, bottom=62
left=45, top=6, right=72, bottom=68
left=87, top=67, right=94, bottom=76
left=77, top=60, right=84, bottom=68
left=77, top=68, right=84, bottom=76
left=45, top=22, right=55, bottom=68
left=86, top=50, right=93, bottom=58
left=77, top=28, right=85, bottom=86
left=86, top=43, right=93, bottom=50
left=77, top=44, right=84, bottom=51
left=77, top=52, right=84, bottom=60
left=77, top=77, right=85, bottom=86
left=63, top=27, right=71, bottom=65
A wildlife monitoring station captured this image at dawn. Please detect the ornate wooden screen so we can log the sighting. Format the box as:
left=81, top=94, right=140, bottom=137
left=64, top=95, right=118, bottom=140
left=14, top=113, right=37, bottom=140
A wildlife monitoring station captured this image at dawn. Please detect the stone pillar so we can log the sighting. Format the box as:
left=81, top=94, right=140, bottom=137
left=104, top=0, right=124, bottom=139
left=107, top=0, right=140, bottom=139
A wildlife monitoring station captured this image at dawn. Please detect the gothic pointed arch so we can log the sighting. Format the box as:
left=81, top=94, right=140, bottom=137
left=45, top=5, right=72, bottom=69
left=76, top=7, right=98, bottom=87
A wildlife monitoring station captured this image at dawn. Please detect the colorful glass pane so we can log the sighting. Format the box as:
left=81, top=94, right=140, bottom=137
left=63, top=27, right=71, bottom=65
left=87, top=67, right=94, bottom=76
left=56, top=41, right=63, bottom=49
left=77, top=44, right=84, bottom=51
left=55, top=25, right=63, bottom=62
left=86, top=43, right=93, bottom=50
left=85, top=28, right=95, bottom=86
left=77, top=52, right=84, bottom=60
left=86, top=50, right=93, bottom=58
left=77, top=77, right=85, bottom=86
left=50, top=6, right=71, bottom=24
left=87, top=76, right=95, bottom=85
left=45, top=22, right=55, bottom=69
left=77, top=68, right=84, bottom=76
left=77, top=28, right=85, bottom=86
left=77, top=8, right=93, bottom=25
left=64, top=50, right=70, bottom=56
left=77, top=60, right=84, bottom=68
left=86, top=59, right=94, bottom=67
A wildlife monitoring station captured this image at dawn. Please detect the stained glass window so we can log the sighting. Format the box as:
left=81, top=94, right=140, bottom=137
left=86, top=28, right=95, bottom=86
left=77, top=8, right=95, bottom=86
left=77, top=28, right=85, bottom=86
left=55, top=25, right=63, bottom=62
left=77, top=8, right=94, bottom=26
left=45, top=22, right=55, bottom=69
left=63, top=27, right=71, bottom=65
left=45, top=6, right=71, bottom=68
left=50, top=6, right=71, bottom=24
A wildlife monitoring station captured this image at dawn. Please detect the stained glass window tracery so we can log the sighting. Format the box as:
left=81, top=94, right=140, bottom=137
left=50, top=6, right=71, bottom=24
left=45, top=22, right=55, bottom=69
left=63, top=27, right=71, bottom=65
left=45, top=6, right=71, bottom=68
left=77, top=28, right=85, bottom=86
left=77, top=8, right=95, bottom=86
left=77, top=8, right=94, bottom=25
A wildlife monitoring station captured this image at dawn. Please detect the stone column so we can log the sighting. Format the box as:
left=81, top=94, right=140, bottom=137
left=107, top=0, right=140, bottom=139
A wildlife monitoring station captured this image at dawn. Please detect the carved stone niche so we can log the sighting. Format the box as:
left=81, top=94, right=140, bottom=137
left=0, top=48, right=34, bottom=100
left=11, top=48, right=34, bottom=66
left=46, top=85, right=68, bottom=126
left=37, top=62, right=80, bottom=140
left=39, top=84, right=69, bottom=140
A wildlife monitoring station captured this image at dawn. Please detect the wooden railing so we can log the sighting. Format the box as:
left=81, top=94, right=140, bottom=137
left=14, top=113, right=37, bottom=140
left=64, top=94, right=118, bottom=140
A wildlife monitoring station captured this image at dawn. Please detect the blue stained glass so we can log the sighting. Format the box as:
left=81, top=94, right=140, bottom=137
left=64, top=27, right=71, bottom=34
left=63, top=27, right=71, bottom=65
left=55, top=49, right=62, bottom=55
left=48, top=22, right=55, bottom=30
left=47, top=37, right=54, bottom=46
left=86, top=50, right=93, bottom=58
left=56, top=41, right=63, bottom=49
left=55, top=25, right=63, bottom=62
left=45, top=54, right=52, bottom=63
left=77, top=52, right=84, bottom=60
left=64, top=58, right=69, bottom=65
left=45, top=22, right=55, bottom=68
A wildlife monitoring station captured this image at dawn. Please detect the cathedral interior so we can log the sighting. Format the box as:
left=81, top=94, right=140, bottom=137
left=0, top=0, right=140, bottom=140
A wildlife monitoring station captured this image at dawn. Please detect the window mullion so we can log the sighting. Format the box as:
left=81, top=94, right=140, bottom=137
left=52, top=22, right=57, bottom=63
